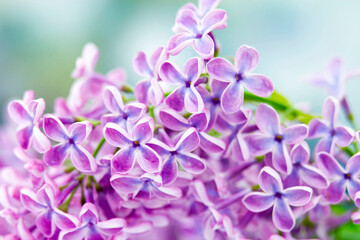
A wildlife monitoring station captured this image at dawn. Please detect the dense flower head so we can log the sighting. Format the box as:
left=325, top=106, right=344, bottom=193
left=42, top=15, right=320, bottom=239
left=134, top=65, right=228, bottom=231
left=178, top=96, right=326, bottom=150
left=1, top=0, right=360, bottom=239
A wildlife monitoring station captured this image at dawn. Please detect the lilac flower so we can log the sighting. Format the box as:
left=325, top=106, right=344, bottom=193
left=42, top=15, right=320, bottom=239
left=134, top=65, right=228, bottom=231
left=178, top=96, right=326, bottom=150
left=168, top=8, right=228, bottom=58
left=351, top=192, right=360, bottom=224
left=43, top=114, right=97, bottom=173
left=8, top=96, right=51, bottom=153
left=103, top=116, right=161, bottom=173
left=207, top=45, right=274, bottom=113
left=284, top=143, right=328, bottom=189
left=111, top=173, right=182, bottom=200
left=317, top=152, right=360, bottom=203
left=177, top=0, right=222, bottom=22
left=245, top=104, right=308, bottom=174
left=159, top=57, right=205, bottom=113
left=102, top=86, right=147, bottom=129
left=133, top=47, right=169, bottom=106
left=242, top=167, right=312, bottom=232
left=59, top=203, right=126, bottom=240
left=148, top=128, right=206, bottom=185
left=20, top=184, right=79, bottom=237
left=159, top=108, right=225, bottom=153
left=305, top=57, right=360, bottom=99
left=308, top=97, right=354, bottom=154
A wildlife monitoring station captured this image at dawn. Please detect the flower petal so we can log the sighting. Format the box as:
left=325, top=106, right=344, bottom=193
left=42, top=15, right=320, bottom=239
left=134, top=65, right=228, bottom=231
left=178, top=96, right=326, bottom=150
left=201, top=9, right=228, bottom=34
left=299, top=164, right=329, bottom=189
left=334, top=126, right=354, bottom=147
left=242, top=192, right=275, bottom=212
left=243, top=74, right=273, bottom=97
left=184, top=57, right=203, bottom=81
left=316, top=152, right=343, bottom=178
left=321, top=179, right=346, bottom=204
left=134, top=79, right=150, bottom=104
left=315, top=137, right=334, bottom=154
left=347, top=153, right=360, bottom=175
left=32, top=126, right=51, bottom=153
left=206, top=57, right=236, bottom=82
left=44, top=143, right=71, bottom=167
left=132, top=51, right=151, bottom=77
left=282, top=124, right=308, bottom=144
left=283, top=186, right=312, bottom=207
left=175, top=128, right=200, bottom=152
left=255, top=104, right=280, bottom=135
left=189, top=112, right=208, bottom=131
left=160, top=61, right=187, bottom=85
left=175, top=9, right=198, bottom=33
left=221, top=81, right=244, bottom=114
left=103, top=86, right=124, bottom=114
left=60, top=227, right=88, bottom=240
left=159, top=107, right=188, bottom=131
left=152, top=186, right=182, bottom=200
left=177, top=152, right=206, bottom=174
left=36, top=210, right=54, bottom=237
left=103, top=122, right=132, bottom=147
left=70, top=145, right=97, bottom=173
left=111, top=147, right=135, bottom=174
left=132, top=117, right=154, bottom=143
left=347, top=180, right=360, bottom=200
left=97, top=218, right=126, bottom=236
left=192, top=34, right=214, bottom=59
left=53, top=208, right=79, bottom=230
left=165, top=86, right=186, bottom=112
left=16, top=125, right=33, bottom=150
left=8, top=100, right=32, bottom=124
left=322, top=96, right=339, bottom=129
left=272, top=198, right=295, bottom=232
left=167, top=33, right=193, bottom=56
left=199, top=132, right=225, bottom=153
left=124, top=103, right=147, bottom=122
left=69, top=121, right=92, bottom=144
left=79, top=203, right=99, bottom=223
left=272, top=143, right=292, bottom=174
left=308, top=118, right=329, bottom=139
left=161, top=157, right=178, bottom=185
left=258, top=166, right=283, bottom=194
left=137, top=145, right=161, bottom=173
left=111, top=174, right=143, bottom=195
left=244, top=134, right=274, bottom=156
left=43, top=114, right=69, bottom=142
left=184, top=86, right=205, bottom=113
left=290, top=143, right=310, bottom=164
left=234, top=45, right=259, bottom=73
left=20, top=188, right=45, bottom=213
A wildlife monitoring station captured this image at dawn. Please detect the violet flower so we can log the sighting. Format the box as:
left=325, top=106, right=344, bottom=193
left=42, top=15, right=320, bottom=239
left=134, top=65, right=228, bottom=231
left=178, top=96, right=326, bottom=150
left=168, top=7, right=227, bottom=59
left=159, top=57, right=205, bottom=113
left=8, top=96, right=51, bottom=153
left=133, top=47, right=169, bottom=106
left=207, top=45, right=274, bottom=113
left=245, top=104, right=308, bottom=174
left=20, top=184, right=79, bottom=237
left=242, top=167, right=312, bottom=232
left=102, top=86, right=147, bottom=129
left=308, top=96, right=354, bottom=154
left=103, top=116, right=161, bottom=173
left=317, top=152, right=360, bottom=203
left=59, top=203, right=126, bottom=240
left=177, top=0, right=222, bottom=22
left=43, top=114, right=97, bottom=173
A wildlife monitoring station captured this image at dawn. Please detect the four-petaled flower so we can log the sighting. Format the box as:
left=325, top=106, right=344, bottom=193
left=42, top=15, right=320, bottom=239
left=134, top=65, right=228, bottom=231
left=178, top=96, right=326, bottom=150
left=308, top=96, right=354, bottom=154
left=242, top=167, right=312, bottom=232
left=317, top=152, right=360, bottom=203
left=43, top=114, right=97, bottom=173
left=245, top=104, right=308, bottom=174
left=103, top=116, right=161, bottom=173
left=207, top=45, right=274, bottom=113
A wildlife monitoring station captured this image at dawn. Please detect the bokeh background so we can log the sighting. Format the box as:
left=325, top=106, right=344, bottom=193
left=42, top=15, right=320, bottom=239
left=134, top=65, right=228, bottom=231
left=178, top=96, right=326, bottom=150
left=1, top=0, right=360, bottom=124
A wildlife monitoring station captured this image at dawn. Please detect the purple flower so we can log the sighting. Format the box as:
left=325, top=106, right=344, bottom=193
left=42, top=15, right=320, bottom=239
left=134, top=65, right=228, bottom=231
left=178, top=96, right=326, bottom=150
left=284, top=143, right=328, bottom=189
left=133, top=47, right=169, bottom=106
left=102, top=86, right=147, bottom=129
left=317, top=152, right=360, bottom=203
left=159, top=108, right=225, bottom=153
left=103, top=116, right=161, bottom=173
left=20, top=184, right=79, bottom=237
left=111, top=173, right=182, bottom=200
left=160, top=57, right=205, bottom=113
left=242, top=167, right=312, bottom=232
left=308, top=97, right=354, bottom=154
left=207, top=45, right=274, bottom=113
left=305, top=57, right=360, bottom=99
left=8, top=96, right=51, bottom=153
left=245, top=104, right=308, bottom=174
left=177, top=0, right=222, bottom=22
left=168, top=7, right=227, bottom=58
left=148, top=128, right=206, bottom=185
left=43, top=114, right=97, bottom=173
left=59, top=203, right=126, bottom=240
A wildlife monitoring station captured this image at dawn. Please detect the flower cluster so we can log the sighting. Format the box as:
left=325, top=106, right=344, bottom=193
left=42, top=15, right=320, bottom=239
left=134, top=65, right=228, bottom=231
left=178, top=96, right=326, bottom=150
left=1, top=0, right=360, bottom=239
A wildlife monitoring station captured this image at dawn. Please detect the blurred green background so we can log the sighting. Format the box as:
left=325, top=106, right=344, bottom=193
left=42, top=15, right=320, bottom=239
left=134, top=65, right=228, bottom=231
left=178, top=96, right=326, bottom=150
left=1, top=0, right=360, bottom=123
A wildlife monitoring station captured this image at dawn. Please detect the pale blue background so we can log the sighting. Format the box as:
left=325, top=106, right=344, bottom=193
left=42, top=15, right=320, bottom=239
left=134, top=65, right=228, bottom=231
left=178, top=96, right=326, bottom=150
left=1, top=0, right=360, bottom=124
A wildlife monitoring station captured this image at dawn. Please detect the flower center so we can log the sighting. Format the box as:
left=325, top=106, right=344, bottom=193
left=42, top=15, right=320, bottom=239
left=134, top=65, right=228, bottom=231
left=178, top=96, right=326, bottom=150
left=274, top=134, right=283, bottom=143
left=185, top=80, right=191, bottom=88
left=330, top=129, right=336, bottom=137
left=170, top=150, right=178, bottom=156
left=68, top=138, right=75, bottom=145
left=133, top=141, right=140, bottom=148
left=195, top=34, right=202, bottom=39
left=344, top=173, right=351, bottom=180
left=274, top=192, right=282, bottom=198
left=212, top=97, right=220, bottom=105
left=235, top=73, right=243, bottom=82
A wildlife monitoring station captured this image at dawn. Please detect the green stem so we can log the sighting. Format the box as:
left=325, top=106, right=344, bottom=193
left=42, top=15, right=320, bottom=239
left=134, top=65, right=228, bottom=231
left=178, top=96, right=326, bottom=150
left=58, top=184, right=79, bottom=213
left=74, top=117, right=101, bottom=127
left=93, top=138, right=105, bottom=158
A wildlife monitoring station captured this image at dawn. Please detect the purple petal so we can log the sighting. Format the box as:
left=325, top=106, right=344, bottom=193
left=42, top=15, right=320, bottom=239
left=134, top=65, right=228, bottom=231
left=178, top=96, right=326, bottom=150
left=165, top=86, right=186, bottom=112
left=242, top=192, right=275, bottom=212
left=161, top=157, right=178, bottom=185
left=272, top=144, right=292, bottom=174
left=70, top=145, right=97, bottom=173
left=137, top=145, right=161, bottom=173
left=282, top=124, right=308, bottom=144
left=322, top=97, right=339, bottom=128
left=29, top=98, right=45, bottom=123
left=111, top=147, right=135, bottom=174
left=152, top=186, right=182, bottom=200
left=308, top=118, right=329, bottom=138
left=299, top=164, right=329, bottom=189
left=148, top=78, right=164, bottom=106
left=134, top=79, right=150, bottom=104
left=79, top=203, right=99, bottom=223
left=44, top=143, right=71, bottom=167
left=110, top=174, right=143, bottom=195
left=347, top=180, right=360, bottom=200
left=184, top=86, right=205, bottom=113
left=255, top=104, right=280, bottom=135
left=175, top=128, right=200, bottom=152
left=175, top=9, right=198, bottom=33
left=53, top=208, right=79, bottom=230
left=32, top=126, right=51, bottom=153
left=283, top=186, right=312, bottom=206
left=103, top=86, right=124, bottom=114
left=149, top=46, right=168, bottom=71
left=132, top=51, right=151, bottom=77
left=36, top=210, right=54, bottom=237
left=192, top=34, right=214, bottom=59
left=8, top=100, right=32, bottom=124
left=103, top=122, right=132, bottom=147
left=234, top=45, right=259, bottom=73
left=124, top=103, right=147, bottom=122
left=346, top=153, right=360, bottom=175
left=258, top=166, right=283, bottom=194
left=244, top=134, right=274, bottom=156
left=61, top=227, right=88, bottom=240
left=321, top=179, right=346, bottom=203
left=243, top=74, right=273, bottom=97
left=272, top=198, right=295, bottom=232
left=354, top=191, right=360, bottom=207
left=20, top=188, right=45, bottom=212
left=159, top=108, right=188, bottom=131
left=82, top=43, right=99, bottom=72
left=68, top=121, right=92, bottom=144
left=96, top=218, right=126, bottom=236
left=206, top=57, right=236, bottom=82
left=201, top=9, right=228, bottom=34
left=351, top=211, right=360, bottom=224
left=189, top=112, right=209, bottom=132
left=167, top=33, right=193, bottom=56
left=37, top=184, right=54, bottom=207
left=290, top=143, right=310, bottom=164
left=221, top=82, right=244, bottom=114
left=315, top=137, right=334, bottom=154
left=199, top=132, right=225, bottom=153
left=184, top=57, right=203, bottom=81
left=177, top=152, right=206, bottom=174
left=16, top=125, right=33, bottom=150
left=316, top=152, right=343, bottom=178
left=132, top=117, right=154, bottom=143
left=43, top=114, right=69, bottom=142
left=198, top=0, right=221, bottom=16
left=159, top=61, right=186, bottom=85
left=334, top=126, right=354, bottom=147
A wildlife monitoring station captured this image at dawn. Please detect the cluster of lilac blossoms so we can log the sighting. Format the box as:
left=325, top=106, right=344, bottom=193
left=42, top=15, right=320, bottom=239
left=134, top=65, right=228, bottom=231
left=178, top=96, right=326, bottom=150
left=3, top=1, right=360, bottom=240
